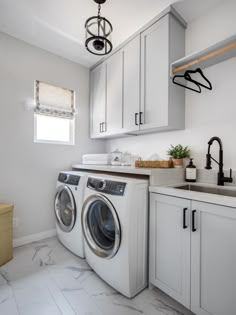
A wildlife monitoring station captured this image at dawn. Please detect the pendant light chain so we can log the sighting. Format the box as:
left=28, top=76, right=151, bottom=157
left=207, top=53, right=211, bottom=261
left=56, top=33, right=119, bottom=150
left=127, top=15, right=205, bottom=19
left=98, top=4, right=101, bottom=17
left=97, top=4, right=101, bottom=37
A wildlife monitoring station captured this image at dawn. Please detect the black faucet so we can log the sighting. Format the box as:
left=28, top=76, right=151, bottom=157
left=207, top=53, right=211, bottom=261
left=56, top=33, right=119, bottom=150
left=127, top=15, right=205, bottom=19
left=205, top=136, right=233, bottom=186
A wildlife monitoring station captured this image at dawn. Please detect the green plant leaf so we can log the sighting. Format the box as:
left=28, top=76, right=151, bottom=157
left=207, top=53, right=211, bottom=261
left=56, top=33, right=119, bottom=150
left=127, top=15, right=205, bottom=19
left=167, top=144, right=191, bottom=159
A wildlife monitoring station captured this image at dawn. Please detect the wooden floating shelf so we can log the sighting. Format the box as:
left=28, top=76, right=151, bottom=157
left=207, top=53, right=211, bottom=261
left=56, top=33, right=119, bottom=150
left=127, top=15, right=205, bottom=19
left=171, top=34, right=236, bottom=76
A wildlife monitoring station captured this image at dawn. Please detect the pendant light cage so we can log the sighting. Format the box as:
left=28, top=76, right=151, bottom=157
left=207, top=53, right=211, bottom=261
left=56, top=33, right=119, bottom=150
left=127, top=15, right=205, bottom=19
left=85, top=0, right=113, bottom=56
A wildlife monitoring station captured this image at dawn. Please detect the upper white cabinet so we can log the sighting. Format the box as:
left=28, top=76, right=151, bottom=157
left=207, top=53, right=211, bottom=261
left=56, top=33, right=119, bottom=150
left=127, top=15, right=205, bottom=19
left=90, top=63, right=106, bottom=138
left=150, top=193, right=236, bottom=315
left=140, top=14, right=185, bottom=132
left=140, top=16, right=169, bottom=130
left=123, top=36, right=140, bottom=133
left=90, top=9, right=186, bottom=138
left=90, top=35, right=141, bottom=138
left=106, top=50, right=123, bottom=135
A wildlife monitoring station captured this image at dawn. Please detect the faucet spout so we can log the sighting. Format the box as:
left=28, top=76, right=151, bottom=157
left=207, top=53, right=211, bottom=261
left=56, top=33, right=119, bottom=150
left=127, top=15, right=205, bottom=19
left=208, top=136, right=223, bottom=151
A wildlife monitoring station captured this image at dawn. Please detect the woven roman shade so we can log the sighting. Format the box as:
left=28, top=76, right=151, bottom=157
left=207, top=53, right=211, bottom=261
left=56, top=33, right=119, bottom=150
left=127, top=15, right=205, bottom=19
left=34, top=81, right=75, bottom=119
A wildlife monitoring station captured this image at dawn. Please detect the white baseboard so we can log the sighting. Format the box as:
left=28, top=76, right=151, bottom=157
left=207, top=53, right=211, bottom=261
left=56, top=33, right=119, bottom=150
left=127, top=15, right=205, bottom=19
left=13, top=229, right=57, bottom=248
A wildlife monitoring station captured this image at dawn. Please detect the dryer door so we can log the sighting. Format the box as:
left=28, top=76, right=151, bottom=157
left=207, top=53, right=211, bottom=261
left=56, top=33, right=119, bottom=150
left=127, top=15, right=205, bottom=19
left=82, top=194, right=121, bottom=259
left=55, top=185, right=76, bottom=232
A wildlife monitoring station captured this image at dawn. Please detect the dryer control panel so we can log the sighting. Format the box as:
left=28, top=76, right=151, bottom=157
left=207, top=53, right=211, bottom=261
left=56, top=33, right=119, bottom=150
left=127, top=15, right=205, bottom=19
left=58, top=173, right=80, bottom=186
left=87, top=177, right=126, bottom=196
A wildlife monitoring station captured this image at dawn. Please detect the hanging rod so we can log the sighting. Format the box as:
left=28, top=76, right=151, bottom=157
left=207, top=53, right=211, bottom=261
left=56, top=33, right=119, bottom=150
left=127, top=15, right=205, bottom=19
left=171, top=34, right=236, bottom=75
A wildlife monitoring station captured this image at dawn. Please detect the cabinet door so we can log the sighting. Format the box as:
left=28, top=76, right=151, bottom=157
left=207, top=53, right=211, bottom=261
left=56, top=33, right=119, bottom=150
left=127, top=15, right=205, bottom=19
left=150, top=193, right=191, bottom=308
left=140, top=15, right=169, bottom=130
left=191, top=201, right=236, bottom=315
left=123, top=36, right=140, bottom=132
left=106, top=50, right=123, bottom=135
left=90, top=64, right=106, bottom=138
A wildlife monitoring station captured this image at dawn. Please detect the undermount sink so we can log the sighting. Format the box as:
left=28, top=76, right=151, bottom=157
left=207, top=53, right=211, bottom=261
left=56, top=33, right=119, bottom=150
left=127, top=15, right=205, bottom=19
left=173, top=184, right=236, bottom=198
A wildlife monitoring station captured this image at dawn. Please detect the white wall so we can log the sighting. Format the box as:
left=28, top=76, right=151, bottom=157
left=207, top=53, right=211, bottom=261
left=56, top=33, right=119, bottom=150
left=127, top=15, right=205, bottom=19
left=0, top=32, right=105, bottom=240
left=106, top=0, right=236, bottom=170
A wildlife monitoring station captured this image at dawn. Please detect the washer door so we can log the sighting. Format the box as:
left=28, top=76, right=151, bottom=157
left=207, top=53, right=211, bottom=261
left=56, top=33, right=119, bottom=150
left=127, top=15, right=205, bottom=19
left=55, top=185, right=76, bottom=232
left=82, top=194, right=121, bottom=259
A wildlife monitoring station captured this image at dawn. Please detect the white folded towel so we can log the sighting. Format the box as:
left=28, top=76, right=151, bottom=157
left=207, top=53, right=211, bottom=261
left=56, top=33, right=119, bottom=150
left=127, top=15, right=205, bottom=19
left=82, top=160, right=108, bottom=165
left=82, top=154, right=108, bottom=162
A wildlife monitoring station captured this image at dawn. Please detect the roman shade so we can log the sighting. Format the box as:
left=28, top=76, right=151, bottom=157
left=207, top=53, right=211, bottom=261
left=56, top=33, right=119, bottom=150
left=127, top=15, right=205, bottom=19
left=34, top=81, right=75, bottom=119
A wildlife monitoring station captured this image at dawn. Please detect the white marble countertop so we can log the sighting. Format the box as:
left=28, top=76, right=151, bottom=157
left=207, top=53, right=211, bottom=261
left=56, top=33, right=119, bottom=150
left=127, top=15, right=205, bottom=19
left=72, top=164, right=185, bottom=186
left=72, top=164, right=154, bottom=175
left=150, top=182, right=236, bottom=208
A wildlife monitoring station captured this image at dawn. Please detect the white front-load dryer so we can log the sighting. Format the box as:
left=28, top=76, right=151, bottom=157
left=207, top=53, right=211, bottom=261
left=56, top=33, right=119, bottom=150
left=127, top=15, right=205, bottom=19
left=81, top=174, right=148, bottom=297
left=55, top=171, right=88, bottom=258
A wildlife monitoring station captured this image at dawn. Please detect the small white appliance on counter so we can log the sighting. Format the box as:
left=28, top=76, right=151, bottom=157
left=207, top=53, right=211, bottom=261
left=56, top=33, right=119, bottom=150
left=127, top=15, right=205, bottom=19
left=55, top=171, right=88, bottom=258
left=81, top=174, right=148, bottom=297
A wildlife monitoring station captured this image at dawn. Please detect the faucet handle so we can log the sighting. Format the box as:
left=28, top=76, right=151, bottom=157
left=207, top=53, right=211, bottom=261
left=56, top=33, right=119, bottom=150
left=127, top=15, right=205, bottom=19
left=227, top=168, right=233, bottom=183
left=205, top=154, right=212, bottom=169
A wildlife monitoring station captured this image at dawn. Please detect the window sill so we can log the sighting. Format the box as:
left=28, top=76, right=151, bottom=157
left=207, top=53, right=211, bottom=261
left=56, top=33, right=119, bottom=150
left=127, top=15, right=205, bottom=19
left=34, top=139, right=75, bottom=146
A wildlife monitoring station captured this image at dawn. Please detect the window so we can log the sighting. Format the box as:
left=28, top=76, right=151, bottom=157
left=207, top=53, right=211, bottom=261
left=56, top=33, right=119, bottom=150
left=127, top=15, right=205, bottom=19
left=34, top=81, right=75, bottom=145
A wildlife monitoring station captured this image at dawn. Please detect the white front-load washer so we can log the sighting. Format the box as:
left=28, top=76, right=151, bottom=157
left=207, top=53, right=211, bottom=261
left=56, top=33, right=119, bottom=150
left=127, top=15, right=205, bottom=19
left=81, top=174, right=148, bottom=298
left=55, top=171, right=88, bottom=258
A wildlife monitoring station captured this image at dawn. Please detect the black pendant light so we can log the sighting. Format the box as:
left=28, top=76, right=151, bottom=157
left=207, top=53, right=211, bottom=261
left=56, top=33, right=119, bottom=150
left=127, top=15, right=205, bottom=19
left=85, top=0, right=113, bottom=56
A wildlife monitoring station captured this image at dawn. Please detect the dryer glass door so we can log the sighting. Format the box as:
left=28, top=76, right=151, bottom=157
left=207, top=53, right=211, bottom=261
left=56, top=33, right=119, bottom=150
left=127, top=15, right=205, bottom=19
left=82, top=194, right=121, bottom=259
left=55, top=185, right=76, bottom=232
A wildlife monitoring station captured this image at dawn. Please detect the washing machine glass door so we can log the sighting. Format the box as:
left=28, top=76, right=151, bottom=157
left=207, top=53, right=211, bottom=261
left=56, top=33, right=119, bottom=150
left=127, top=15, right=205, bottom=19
left=55, top=185, right=76, bottom=232
left=82, top=194, right=121, bottom=259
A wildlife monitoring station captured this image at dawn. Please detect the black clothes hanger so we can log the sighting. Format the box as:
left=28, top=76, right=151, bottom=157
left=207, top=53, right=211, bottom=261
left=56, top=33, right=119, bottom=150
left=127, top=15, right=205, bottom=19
left=172, top=72, right=202, bottom=93
left=185, top=68, right=212, bottom=90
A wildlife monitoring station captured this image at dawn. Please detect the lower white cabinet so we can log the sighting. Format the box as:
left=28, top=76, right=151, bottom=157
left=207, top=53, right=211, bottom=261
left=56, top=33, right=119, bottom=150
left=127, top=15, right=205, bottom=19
left=150, top=194, right=191, bottom=308
left=191, top=201, right=236, bottom=315
left=150, top=193, right=236, bottom=315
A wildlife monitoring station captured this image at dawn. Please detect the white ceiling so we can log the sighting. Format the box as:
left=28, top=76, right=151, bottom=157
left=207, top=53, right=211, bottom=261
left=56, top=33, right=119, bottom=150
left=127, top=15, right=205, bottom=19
left=0, top=0, right=224, bottom=68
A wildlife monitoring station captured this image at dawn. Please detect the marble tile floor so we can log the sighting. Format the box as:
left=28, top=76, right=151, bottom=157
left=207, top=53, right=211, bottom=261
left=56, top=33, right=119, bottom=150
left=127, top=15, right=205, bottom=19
left=0, top=236, right=194, bottom=315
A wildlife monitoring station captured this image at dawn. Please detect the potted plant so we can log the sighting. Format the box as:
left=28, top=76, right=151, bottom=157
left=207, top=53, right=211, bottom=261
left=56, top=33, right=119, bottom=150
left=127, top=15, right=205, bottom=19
left=167, top=144, right=190, bottom=168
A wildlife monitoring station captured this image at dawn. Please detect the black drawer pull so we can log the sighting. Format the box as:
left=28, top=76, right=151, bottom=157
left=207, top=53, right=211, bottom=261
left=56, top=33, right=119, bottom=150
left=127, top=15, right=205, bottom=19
left=192, top=210, right=197, bottom=232
left=183, top=208, right=188, bottom=229
left=135, top=113, right=139, bottom=126
left=102, top=122, right=106, bottom=132
left=139, top=112, right=143, bottom=125
left=99, top=123, right=102, bottom=133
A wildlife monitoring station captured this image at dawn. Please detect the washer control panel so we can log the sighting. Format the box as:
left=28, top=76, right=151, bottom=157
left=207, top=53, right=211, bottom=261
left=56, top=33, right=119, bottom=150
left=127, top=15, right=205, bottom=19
left=87, top=177, right=126, bottom=196
left=58, top=173, right=80, bottom=186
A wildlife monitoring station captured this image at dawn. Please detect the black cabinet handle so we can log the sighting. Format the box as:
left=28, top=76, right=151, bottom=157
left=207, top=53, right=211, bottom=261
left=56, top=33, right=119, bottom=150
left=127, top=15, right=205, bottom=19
left=183, top=208, right=188, bottom=229
left=99, top=123, right=102, bottom=133
left=192, top=210, right=197, bottom=232
left=139, top=112, right=143, bottom=125
left=135, top=113, right=139, bottom=126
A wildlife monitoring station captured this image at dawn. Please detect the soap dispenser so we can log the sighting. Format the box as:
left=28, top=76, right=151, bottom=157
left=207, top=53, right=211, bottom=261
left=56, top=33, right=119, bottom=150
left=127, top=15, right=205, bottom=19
left=185, top=158, right=197, bottom=182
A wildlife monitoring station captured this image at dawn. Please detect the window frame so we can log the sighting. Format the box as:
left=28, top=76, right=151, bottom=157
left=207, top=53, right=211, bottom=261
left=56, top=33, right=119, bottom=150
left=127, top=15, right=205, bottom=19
left=33, top=114, right=75, bottom=146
